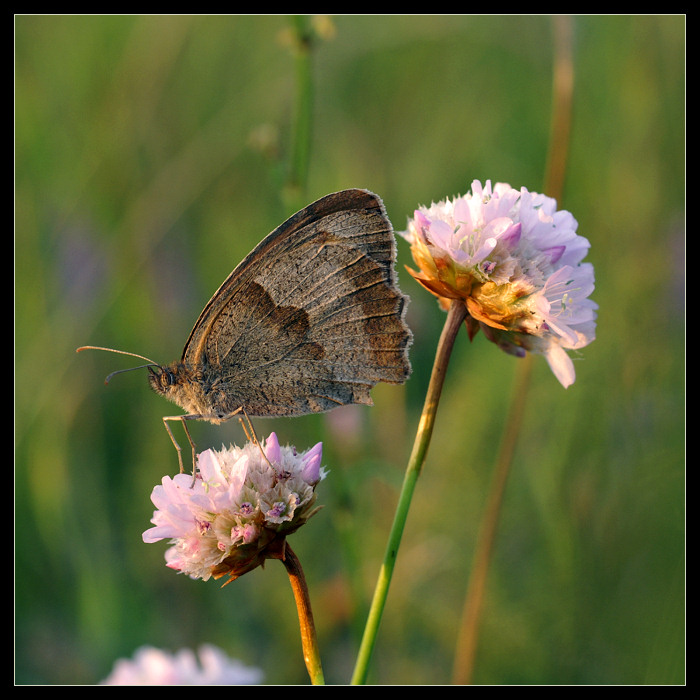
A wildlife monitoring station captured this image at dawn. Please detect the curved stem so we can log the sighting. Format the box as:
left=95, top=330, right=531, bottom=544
left=351, top=300, right=468, bottom=685
left=450, top=15, right=575, bottom=685
left=282, top=543, right=325, bottom=685
left=450, top=354, right=533, bottom=684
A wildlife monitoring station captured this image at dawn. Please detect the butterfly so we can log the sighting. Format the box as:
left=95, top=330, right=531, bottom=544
left=79, top=189, right=412, bottom=471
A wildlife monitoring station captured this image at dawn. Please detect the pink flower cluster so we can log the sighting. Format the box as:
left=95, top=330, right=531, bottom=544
left=402, top=180, right=597, bottom=387
left=143, top=433, right=324, bottom=583
left=102, top=644, right=263, bottom=685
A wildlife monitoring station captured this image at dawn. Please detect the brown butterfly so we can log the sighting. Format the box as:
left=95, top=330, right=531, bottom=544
left=78, top=189, right=412, bottom=471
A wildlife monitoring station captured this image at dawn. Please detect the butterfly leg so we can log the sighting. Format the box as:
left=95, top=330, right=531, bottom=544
left=162, top=408, right=250, bottom=480
left=235, top=410, right=274, bottom=468
left=182, top=408, right=274, bottom=470
left=162, top=414, right=198, bottom=475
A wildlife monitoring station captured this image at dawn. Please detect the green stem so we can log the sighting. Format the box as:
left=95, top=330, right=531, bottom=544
left=351, top=300, right=468, bottom=685
left=283, top=15, right=315, bottom=214
left=282, top=543, right=325, bottom=685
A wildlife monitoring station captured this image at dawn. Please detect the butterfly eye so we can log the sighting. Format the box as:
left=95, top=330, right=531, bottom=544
left=158, top=370, right=176, bottom=388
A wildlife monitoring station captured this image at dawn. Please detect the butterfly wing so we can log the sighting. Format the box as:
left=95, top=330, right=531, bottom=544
left=181, top=189, right=412, bottom=417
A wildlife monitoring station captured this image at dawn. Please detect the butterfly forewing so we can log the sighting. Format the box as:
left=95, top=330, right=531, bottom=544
left=181, top=189, right=411, bottom=418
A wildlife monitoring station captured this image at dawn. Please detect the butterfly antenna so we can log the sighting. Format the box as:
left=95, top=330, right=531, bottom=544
left=103, top=364, right=161, bottom=384
left=76, top=346, right=161, bottom=384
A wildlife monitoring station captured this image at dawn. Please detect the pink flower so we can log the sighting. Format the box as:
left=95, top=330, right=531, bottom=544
left=143, top=433, right=325, bottom=583
left=101, top=644, right=263, bottom=685
left=402, top=180, right=597, bottom=387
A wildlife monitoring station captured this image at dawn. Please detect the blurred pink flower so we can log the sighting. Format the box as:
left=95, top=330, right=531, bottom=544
left=143, top=433, right=325, bottom=584
left=402, top=180, right=597, bottom=387
left=101, top=644, right=263, bottom=685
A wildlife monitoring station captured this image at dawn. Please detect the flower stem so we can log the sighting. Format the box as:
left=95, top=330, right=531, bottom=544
left=282, top=543, right=325, bottom=685
left=543, top=14, right=575, bottom=205
left=351, top=299, right=468, bottom=685
left=450, top=353, right=533, bottom=684
left=450, top=16, right=575, bottom=684
left=283, top=15, right=315, bottom=214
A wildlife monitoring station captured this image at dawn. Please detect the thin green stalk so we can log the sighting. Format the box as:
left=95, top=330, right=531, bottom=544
left=450, top=15, right=575, bottom=685
left=351, top=300, right=468, bottom=685
left=283, top=15, right=315, bottom=214
left=283, top=543, right=325, bottom=685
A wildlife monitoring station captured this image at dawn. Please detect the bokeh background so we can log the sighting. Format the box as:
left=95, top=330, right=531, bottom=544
left=15, top=15, right=684, bottom=685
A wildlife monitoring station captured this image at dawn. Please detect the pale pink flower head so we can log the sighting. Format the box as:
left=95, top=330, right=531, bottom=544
left=402, top=180, right=597, bottom=387
left=101, top=644, right=263, bottom=685
left=143, top=433, right=326, bottom=584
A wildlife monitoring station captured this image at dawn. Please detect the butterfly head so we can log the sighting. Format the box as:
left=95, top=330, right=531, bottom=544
left=147, top=362, right=176, bottom=394
left=147, top=361, right=190, bottom=399
left=77, top=345, right=216, bottom=417
left=147, top=361, right=211, bottom=416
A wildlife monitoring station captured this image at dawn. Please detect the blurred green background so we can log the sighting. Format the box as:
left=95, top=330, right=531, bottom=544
left=15, top=15, right=684, bottom=685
